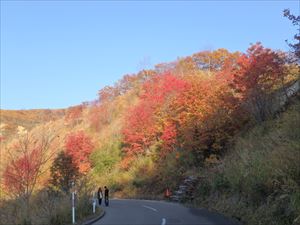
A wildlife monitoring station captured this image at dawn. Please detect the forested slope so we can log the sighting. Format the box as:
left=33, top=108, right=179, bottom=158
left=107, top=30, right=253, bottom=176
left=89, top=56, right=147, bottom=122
left=0, top=43, right=299, bottom=225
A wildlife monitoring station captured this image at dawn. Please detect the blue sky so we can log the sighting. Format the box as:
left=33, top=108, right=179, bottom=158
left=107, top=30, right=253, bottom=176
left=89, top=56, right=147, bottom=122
left=1, top=1, right=299, bottom=110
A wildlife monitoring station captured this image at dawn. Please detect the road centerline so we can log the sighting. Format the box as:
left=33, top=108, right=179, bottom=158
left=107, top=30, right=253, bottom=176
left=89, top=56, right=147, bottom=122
left=142, top=205, right=158, bottom=212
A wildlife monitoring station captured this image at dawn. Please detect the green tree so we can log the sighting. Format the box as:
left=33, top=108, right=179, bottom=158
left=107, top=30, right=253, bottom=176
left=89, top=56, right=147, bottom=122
left=90, top=140, right=121, bottom=174
left=49, top=151, right=79, bottom=193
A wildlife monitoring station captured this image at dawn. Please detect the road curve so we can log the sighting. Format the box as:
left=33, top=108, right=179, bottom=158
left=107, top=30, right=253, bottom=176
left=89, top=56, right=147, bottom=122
left=92, top=199, right=240, bottom=225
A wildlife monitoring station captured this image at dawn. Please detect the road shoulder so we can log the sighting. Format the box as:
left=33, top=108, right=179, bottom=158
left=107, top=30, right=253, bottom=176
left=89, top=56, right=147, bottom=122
left=81, top=209, right=105, bottom=225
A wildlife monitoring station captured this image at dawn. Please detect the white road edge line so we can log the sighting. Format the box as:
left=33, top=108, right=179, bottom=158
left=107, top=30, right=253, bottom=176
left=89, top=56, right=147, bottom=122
left=161, top=218, right=166, bottom=225
left=142, top=205, right=158, bottom=212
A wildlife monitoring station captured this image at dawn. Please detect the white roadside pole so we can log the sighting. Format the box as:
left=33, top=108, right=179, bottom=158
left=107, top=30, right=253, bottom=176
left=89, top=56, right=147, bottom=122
left=92, top=191, right=96, bottom=214
left=71, top=182, right=76, bottom=224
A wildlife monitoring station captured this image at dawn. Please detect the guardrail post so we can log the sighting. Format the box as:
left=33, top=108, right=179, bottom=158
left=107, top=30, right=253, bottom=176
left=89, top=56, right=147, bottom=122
left=93, top=198, right=96, bottom=213
left=71, top=181, right=76, bottom=224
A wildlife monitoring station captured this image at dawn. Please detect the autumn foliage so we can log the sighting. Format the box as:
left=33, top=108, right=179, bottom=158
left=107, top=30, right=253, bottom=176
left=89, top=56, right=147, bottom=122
left=65, top=105, right=84, bottom=122
left=1, top=42, right=293, bottom=202
left=231, top=43, right=286, bottom=96
left=120, top=44, right=290, bottom=167
left=65, top=131, right=94, bottom=174
left=3, top=148, right=41, bottom=197
left=122, top=73, right=187, bottom=158
left=221, top=43, right=288, bottom=121
left=160, top=121, right=177, bottom=155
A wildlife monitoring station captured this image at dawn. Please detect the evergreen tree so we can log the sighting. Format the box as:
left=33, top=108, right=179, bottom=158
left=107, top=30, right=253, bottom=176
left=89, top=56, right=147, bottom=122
left=49, top=151, right=79, bottom=193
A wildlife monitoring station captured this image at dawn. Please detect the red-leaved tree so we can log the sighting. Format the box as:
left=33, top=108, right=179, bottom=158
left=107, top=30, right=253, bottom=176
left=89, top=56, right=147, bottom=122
left=65, top=131, right=94, bottom=174
left=3, top=131, right=58, bottom=220
left=160, top=121, right=177, bottom=156
left=122, top=73, right=187, bottom=157
left=231, top=43, right=287, bottom=121
left=4, top=148, right=41, bottom=198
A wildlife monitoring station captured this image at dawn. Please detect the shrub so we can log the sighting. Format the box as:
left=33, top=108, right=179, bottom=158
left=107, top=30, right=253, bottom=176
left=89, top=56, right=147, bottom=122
left=195, top=179, right=211, bottom=199
left=90, top=140, right=121, bottom=175
left=212, top=173, right=230, bottom=191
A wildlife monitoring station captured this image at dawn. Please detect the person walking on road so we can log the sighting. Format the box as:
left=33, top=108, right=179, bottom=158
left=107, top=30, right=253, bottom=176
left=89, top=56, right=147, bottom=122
left=97, top=187, right=103, bottom=206
left=104, top=186, right=109, bottom=206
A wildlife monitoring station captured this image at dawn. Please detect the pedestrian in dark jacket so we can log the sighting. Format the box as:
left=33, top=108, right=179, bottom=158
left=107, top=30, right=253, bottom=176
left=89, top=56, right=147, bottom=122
left=97, top=187, right=103, bottom=205
left=104, top=186, right=109, bottom=206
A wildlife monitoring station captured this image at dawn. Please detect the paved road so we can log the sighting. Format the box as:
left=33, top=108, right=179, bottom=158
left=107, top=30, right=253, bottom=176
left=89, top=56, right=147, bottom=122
left=93, top=199, right=240, bottom=225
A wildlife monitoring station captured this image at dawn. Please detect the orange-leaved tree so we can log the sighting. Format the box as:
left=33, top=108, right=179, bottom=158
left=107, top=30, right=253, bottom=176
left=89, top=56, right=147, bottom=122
left=65, top=131, right=94, bottom=174
left=65, top=104, right=84, bottom=124
left=230, top=43, right=288, bottom=122
left=169, top=74, right=240, bottom=163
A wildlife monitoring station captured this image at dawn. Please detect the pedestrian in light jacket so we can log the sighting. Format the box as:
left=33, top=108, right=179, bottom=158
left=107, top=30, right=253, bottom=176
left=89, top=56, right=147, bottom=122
left=97, top=187, right=103, bottom=205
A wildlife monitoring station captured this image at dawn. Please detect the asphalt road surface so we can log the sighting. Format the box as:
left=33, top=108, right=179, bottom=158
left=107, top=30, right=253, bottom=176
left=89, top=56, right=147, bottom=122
left=93, top=199, right=240, bottom=225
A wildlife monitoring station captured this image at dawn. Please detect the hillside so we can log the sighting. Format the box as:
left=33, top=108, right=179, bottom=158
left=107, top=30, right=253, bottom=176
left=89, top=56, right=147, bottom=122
left=192, top=93, right=300, bottom=225
left=0, top=109, right=65, bottom=141
left=0, top=43, right=299, bottom=225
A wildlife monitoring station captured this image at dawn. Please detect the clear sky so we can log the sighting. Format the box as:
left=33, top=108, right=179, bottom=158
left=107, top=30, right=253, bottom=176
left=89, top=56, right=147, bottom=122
left=1, top=1, right=299, bottom=110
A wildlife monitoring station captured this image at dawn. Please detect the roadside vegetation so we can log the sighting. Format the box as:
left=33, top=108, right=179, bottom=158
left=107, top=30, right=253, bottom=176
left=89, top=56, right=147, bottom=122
left=192, top=94, right=300, bottom=225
